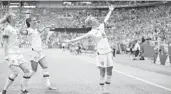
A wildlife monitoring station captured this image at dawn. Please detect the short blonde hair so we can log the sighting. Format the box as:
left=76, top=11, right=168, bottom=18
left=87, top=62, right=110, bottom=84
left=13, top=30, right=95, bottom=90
left=85, top=15, right=99, bottom=26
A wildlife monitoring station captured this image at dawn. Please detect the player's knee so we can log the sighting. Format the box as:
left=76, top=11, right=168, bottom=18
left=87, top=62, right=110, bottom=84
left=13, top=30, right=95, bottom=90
left=107, top=67, right=113, bottom=76
left=31, top=60, right=38, bottom=72
left=29, top=70, right=36, bottom=77
left=98, top=67, right=105, bottom=77
left=32, top=69, right=37, bottom=73
left=42, top=66, right=48, bottom=69
left=24, top=69, right=34, bottom=78
left=107, top=70, right=112, bottom=76
left=23, top=68, right=30, bottom=73
left=100, top=70, right=105, bottom=77
left=100, top=72, right=105, bottom=78
left=23, top=73, right=31, bottom=79
left=32, top=67, right=38, bottom=73
left=12, top=70, right=19, bottom=76
left=9, top=73, right=18, bottom=81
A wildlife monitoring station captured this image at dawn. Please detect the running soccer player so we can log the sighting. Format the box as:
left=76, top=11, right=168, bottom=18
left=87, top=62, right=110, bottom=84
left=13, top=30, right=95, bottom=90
left=0, top=13, right=32, bottom=94
left=63, top=6, right=115, bottom=93
left=21, top=17, right=56, bottom=90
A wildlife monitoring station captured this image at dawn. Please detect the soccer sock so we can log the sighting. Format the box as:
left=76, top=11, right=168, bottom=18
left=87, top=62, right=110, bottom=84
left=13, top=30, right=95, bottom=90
left=21, top=75, right=30, bottom=91
left=43, top=68, right=51, bottom=87
left=99, top=76, right=105, bottom=92
left=105, top=75, right=112, bottom=90
left=99, top=83, right=105, bottom=92
left=4, top=74, right=17, bottom=90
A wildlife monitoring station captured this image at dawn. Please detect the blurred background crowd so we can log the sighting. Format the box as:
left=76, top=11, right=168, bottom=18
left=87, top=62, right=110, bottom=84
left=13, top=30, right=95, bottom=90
left=0, top=1, right=171, bottom=57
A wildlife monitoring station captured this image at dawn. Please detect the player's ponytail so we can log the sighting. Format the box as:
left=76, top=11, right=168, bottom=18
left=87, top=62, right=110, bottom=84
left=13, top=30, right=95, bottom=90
left=26, top=18, right=31, bottom=28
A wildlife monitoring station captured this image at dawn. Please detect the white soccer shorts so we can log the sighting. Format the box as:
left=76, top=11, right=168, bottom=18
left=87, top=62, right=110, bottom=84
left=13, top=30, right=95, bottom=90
left=7, top=53, right=27, bottom=66
left=30, top=50, right=45, bottom=62
left=96, top=52, right=114, bottom=68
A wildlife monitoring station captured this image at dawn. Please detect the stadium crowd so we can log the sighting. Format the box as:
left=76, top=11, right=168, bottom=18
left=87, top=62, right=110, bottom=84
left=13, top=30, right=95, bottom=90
left=0, top=2, right=171, bottom=57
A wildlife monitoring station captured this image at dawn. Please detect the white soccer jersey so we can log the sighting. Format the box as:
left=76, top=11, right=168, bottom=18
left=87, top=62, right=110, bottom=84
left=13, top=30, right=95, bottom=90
left=27, top=28, right=42, bottom=51
left=3, top=24, right=20, bottom=54
left=89, top=23, right=112, bottom=54
left=133, top=43, right=140, bottom=51
left=62, top=43, right=66, bottom=47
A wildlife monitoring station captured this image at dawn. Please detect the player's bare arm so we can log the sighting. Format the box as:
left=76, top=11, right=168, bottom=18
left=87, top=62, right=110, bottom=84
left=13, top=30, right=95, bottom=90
left=2, top=34, right=9, bottom=56
left=103, top=6, right=115, bottom=24
left=64, top=31, right=91, bottom=43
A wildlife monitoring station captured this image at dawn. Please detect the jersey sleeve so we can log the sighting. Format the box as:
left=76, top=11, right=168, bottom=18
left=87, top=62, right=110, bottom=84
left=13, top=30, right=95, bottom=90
left=2, top=27, right=10, bottom=38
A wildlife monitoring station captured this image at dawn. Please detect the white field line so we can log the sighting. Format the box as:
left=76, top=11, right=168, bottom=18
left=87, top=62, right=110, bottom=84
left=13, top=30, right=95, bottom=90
left=78, top=58, right=171, bottom=92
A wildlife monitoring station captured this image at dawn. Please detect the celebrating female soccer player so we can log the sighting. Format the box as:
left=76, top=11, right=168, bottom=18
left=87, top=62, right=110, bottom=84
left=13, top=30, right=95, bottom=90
left=0, top=13, right=32, bottom=94
left=64, top=6, right=115, bottom=93
left=21, top=16, right=56, bottom=90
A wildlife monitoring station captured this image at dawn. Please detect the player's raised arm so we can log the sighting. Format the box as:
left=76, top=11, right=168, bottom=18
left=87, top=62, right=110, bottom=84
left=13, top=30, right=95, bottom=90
left=0, top=17, right=6, bottom=24
left=0, top=14, right=8, bottom=24
left=38, top=26, right=52, bottom=34
left=103, top=6, right=114, bottom=24
left=0, top=14, right=9, bottom=56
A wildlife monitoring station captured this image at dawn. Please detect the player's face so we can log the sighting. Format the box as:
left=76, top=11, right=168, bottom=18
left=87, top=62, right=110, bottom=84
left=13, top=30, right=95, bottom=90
left=31, top=17, right=38, bottom=27
left=8, top=15, right=17, bottom=25
left=92, top=20, right=99, bottom=27
left=85, top=17, right=99, bottom=28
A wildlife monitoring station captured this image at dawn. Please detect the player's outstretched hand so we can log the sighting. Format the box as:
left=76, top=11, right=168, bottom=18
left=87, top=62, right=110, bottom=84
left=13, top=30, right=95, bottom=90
left=109, top=5, right=115, bottom=11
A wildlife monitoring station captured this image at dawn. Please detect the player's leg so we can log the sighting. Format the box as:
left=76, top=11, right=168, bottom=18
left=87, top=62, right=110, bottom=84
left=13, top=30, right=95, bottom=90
left=104, top=53, right=114, bottom=93
left=19, top=63, right=30, bottom=94
left=98, top=66, right=105, bottom=93
left=62, top=46, right=64, bottom=51
left=96, top=54, right=106, bottom=93
left=105, top=66, right=113, bottom=93
left=19, top=56, right=32, bottom=94
left=1, top=65, right=19, bottom=94
left=134, top=50, right=139, bottom=60
left=29, top=50, right=39, bottom=76
left=39, top=56, right=56, bottom=90
left=30, top=60, right=39, bottom=76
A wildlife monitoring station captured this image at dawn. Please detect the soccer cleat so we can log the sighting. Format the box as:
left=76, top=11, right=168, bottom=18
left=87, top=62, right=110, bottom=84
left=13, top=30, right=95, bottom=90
left=21, top=89, right=28, bottom=94
left=0, top=90, right=6, bottom=94
left=47, top=86, right=57, bottom=90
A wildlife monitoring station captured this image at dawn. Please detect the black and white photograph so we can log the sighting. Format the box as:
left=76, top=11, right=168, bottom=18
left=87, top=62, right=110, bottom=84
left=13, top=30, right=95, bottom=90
left=0, top=0, right=171, bottom=94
